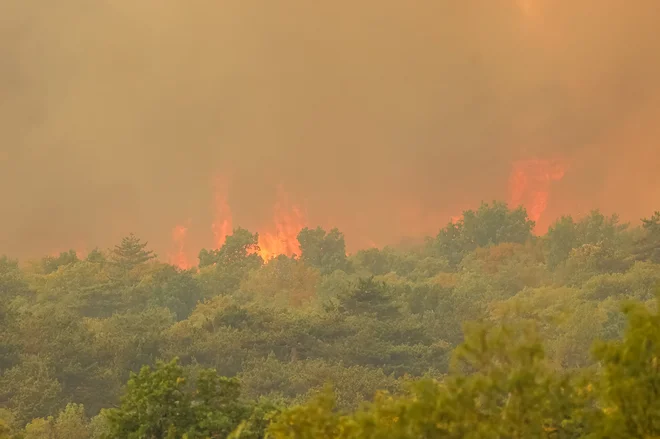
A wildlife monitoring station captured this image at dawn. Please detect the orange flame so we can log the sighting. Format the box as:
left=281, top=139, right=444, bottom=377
left=256, top=186, right=307, bottom=261
left=212, top=175, right=233, bottom=249
left=169, top=224, right=191, bottom=269
left=509, top=158, right=568, bottom=230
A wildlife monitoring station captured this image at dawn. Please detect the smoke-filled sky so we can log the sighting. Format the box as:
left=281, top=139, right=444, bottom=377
left=1, top=0, right=659, bottom=259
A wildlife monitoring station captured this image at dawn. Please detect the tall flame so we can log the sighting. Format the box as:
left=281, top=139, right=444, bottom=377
left=509, top=158, right=568, bottom=230
left=169, top=224, right=191, bottom=269
left=257, top=186, right=307, bottom=261
left=212, top=175, right=233, bottom=249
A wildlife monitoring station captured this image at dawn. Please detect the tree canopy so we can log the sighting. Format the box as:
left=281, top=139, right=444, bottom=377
left=1, top=203, right=660, bottom=437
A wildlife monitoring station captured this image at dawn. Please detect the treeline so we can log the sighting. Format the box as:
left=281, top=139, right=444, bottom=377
left=0, top=201, right=659, bottom=437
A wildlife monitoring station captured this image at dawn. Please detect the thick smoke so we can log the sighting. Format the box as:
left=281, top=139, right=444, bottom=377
left=1, top=1, right=659, bottom=258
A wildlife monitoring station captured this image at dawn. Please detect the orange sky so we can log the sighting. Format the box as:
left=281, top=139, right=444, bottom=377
left=1, top=1, right=659, bottom=260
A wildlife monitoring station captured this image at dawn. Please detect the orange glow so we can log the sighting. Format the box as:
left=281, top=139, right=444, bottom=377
left=256, top=186, right=307, bottom=261
left=211, top=175, right=233, bottom=249
left=450, top=213, right=464, bottom=224
left=516, top=0, right=539, bottom=19
left=509, top=158, right=568, bottom=231
left=75, top=246, right=87, bottom=260
left=169, top=224, right=191, bottom=269
left=49, top=243, right=87, bottom=260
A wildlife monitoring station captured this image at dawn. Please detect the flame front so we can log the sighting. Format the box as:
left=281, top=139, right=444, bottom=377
left=256, top=186, right=306, bottom=261
left=212, top=175, right=233, bottom=249
left=509, top=158, right=568, bottom=230
left=169, top=224, right=191, bottom=269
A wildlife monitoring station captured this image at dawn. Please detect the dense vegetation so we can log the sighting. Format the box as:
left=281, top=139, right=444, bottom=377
left=2, top=202, right=660, bottom=438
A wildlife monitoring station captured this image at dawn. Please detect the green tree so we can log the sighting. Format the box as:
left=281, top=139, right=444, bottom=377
left=297, top=227, right=348, bottom=274
left=197, top=228, right=264, bottom=296
left=546, top=211, right=629, bottom=269
left=269, top=321, right=587, bottom=439
left=198, top=228, right=262, bottom=270
left=238, top=256, right=319, bottom=307
left=54, top=403, right=90, bottom=439
left=633, top=211, right=660, bottom=263
left=336, top=277, right=399, bottom=319
left=24, top=403, right=91, bottom=439
left=110, top=234, right=156, bottom=272
left=104, top=358, right=260, bottom=438
left=41, top=250, right=80, bottom=274
left=433, top=201, right=534, bottom=267
left=134, top=264, right=203, bottom=320
left=0, top=355, right=62, bottom=426
left=590, top=296, right=660, bottom=437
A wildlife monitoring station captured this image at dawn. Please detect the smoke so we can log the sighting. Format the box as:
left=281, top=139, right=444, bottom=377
left=1, top=1, right=659, bottom=258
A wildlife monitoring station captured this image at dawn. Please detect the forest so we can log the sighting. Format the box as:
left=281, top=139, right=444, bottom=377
left=1, top=201, right=660, bottom=438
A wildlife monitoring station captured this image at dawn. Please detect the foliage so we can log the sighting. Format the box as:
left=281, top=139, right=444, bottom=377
left=104, top=358, right=261, bottom=438
left=110, top=233, right=156, bottom=272
left=1, top=204, right=660, bottom=436
left=297, top=227, right=349, bottom=274
left=433, top=201, right=534, bottom=267
left=634, top=211, right=660, bottom=263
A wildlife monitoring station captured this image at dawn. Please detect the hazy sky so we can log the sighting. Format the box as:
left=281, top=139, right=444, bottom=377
left=1, top=1, right=659, bottom=259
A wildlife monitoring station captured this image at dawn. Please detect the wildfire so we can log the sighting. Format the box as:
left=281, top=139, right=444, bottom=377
left=256, top=186, right=307, bottom=261
left=212, top=175, right=233, bottom=248
left=169, top=224, right=191, bottom=269
left=509, top=158, right=568, bottom=230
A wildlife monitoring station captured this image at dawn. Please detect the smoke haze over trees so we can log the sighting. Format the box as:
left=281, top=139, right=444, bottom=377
left=1, top=1, right=660, bottom=259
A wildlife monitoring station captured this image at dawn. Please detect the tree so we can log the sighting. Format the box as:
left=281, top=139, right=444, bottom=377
left=238, top=256, right=319, bottom=307
left=546, top=211, right=629, bottom=269
left=85, top=248, right=107, bottom=265
left=134, top=264, right=203, bottom=320
left=198, top=228, right=263, bottom=270
left=634, top=211, right=660, bottom=263
left=433, top=201, right=534, bottom=267
left=41, top=250, right=79, bottom=274
left=197, top=228, right=264, bottom=296
left=590, top=296, right=660, bottom=437
left=352, top=248, right=390, bottom=276
left=104, top=358, right=262, bottom=438
left=297, top=227, right=348, bottom=274
left=0, top=355, right=62, bottom=426
left=545, top=216, right=579, bottom=269
left=267, top=387, right=345, bottom=439
left=110, top=234, right=156, bottom=272
left=23, top=403, right=91, bottom=439
left=268, top=321, right=587, bottom=439
left=336, top=277, right=399, bottom=319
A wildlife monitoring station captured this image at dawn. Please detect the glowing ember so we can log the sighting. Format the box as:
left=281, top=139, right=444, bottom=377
left=509, top=158, right=568, bottom=230
left=212, top=175, right=233, bottom=249
left=256, top=186, right=307, bottom=261
left=169, top=224, right=191, bottom=269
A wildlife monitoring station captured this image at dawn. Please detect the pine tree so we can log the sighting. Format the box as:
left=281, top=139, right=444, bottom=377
left=110, top=234, right=156, bottom=271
